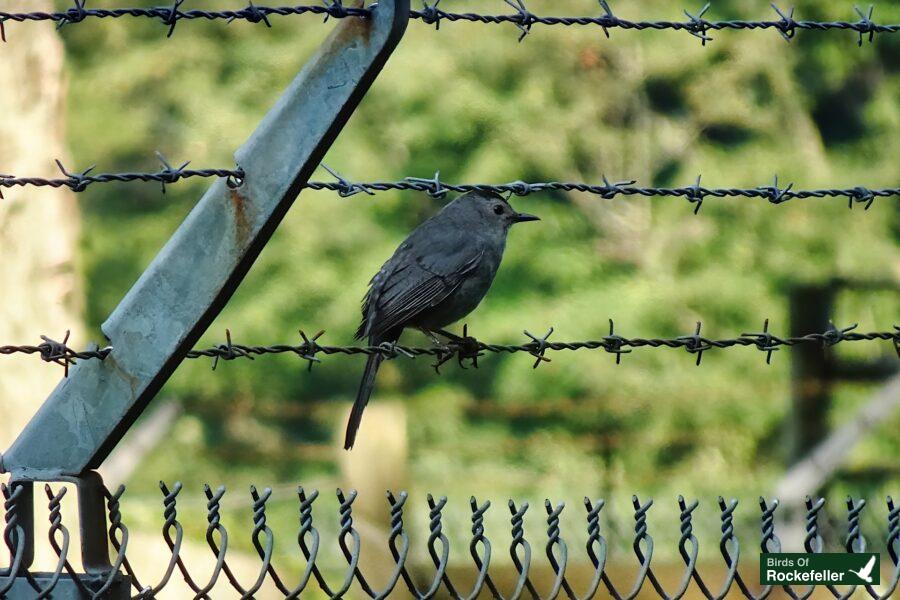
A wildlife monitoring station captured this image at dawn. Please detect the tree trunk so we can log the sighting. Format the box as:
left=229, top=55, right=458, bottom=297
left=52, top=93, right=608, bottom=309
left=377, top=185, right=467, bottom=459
left=0, top=1, right=82, bottom=460
left=0, top=2, right=83, bottom=573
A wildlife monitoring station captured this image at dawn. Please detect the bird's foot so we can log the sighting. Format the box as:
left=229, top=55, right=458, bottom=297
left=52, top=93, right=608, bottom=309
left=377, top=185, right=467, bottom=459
left=421, top=328, right=447, bottom=347
left=428, top=325, right=483, bottom=373
left=446, top=324, right=484, bottom=370
left=431, top=350, right=454, bottom=374
left=423, top=328, right=457, bottom=374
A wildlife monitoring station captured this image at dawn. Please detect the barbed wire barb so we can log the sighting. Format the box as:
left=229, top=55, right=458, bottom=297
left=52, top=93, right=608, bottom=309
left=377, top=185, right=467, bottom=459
left=678, top=322, right=710, bottom=365
left=687, top=175, right=706, bottom=213
left=824, top=321, right=858, bottom=346
left=161, top=0, right=184, bottom=37
left=741, top=318, right=781, bottom=364
left=855, top=5, right=876, bottom=45
left=298, top=329, right=325, bottom=370
left=684, top=3, right=713, bottom=45
left=321, top=163, right=374, bottom=197
left=405, top=171, right=447, bottom=199
left=155, top=151, right=190, bottom=195
left=604, top=319, right=631, bottom=364
left=419, top=0, right=442, bottom=30
left=597, top=0, right=615, bottom=38
left=758, top=174, right=794, bottom=205
left=524, top=328, right=554, bottom=368
left=771, top=3, right=797, bottom=42
left=504, top=0, right=536, bottom=42
left=55, top=159, right=95, bottom=193
left=232, top=0, right=272, bottom=27
left=57, top=0, right=87, bottom=30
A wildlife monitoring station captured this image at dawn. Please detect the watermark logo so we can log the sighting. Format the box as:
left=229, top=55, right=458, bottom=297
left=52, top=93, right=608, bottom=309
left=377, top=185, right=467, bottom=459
left=761, top=553, right=880, bottom=585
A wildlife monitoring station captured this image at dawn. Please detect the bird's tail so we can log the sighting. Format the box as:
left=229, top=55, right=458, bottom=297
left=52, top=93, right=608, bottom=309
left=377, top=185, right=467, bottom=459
left=344, top=352, right=384, bottom=450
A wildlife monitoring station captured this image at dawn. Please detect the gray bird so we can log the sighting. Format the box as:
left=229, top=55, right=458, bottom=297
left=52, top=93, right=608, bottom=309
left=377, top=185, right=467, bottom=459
left=345, top=190, right=539, bottom=449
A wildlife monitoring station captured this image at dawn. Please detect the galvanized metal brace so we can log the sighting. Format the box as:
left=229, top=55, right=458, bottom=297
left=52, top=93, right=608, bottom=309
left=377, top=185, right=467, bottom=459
left=1, top=0, right=408, bottom=596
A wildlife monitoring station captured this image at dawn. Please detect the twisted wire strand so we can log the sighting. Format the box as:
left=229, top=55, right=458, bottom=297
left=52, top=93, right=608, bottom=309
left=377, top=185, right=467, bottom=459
left=878, top=497, right=900, bottom=600
left=3, top=323, right=898, bottom=373
left=798, top=499, right=837, bottom=600
left=2, top=164, right=898, bottom=211
left=847, top=497, right=869, bottom=552
left=424, top=494, right=452, bottom=600
left=688, top=497, right=739, bottom=600
left=825, top=497, right=869, bottom=600
left=251, top=484, right=310, bottom=600
left=465, top=497, right=494, bottom=600
left=0, top=484, right=26, bottom=597
left=198, top=484, right=231, bottom=599
left=200, top=483, right=266, bottom=599
left=39, top=486, right=95, bottom=599
left=543, top=500, right=568, bottom=600
left=565, top=498, right=606, bottom=600
left=508, top=500, right=535, bottom=600
left=37, top=486, right=72, bottom=600
left=0, top=1, right=897, bottom=44
left=295, top=489, right=358, bottom=598
left=243, top=486, right=276, bottom=599
left=2, top=488, right=899, bottom=600
left=621, top=497, right=654, bottom=600
left=136, top=481, right=185, bottom=599
left=890, top=497, right=900, bottom=566
left=352, top=491, right=407, bottom=600
left=667, top=496, right=700, bottom=600
left=96, top=485, right=134, bottom=600
left=158, top=482, right=216, bottom=600
left=725, top=499, right=779, bottom=600
left=804, top=497, right=826, bottom=554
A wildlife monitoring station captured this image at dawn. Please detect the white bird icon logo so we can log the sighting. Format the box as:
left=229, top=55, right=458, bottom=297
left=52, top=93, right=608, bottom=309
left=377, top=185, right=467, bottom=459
left=849, top=556, right=877, bottom=583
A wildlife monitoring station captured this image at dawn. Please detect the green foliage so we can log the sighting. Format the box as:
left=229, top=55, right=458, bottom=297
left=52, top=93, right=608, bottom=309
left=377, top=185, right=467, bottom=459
left=62, top=0, right=898, bottom=541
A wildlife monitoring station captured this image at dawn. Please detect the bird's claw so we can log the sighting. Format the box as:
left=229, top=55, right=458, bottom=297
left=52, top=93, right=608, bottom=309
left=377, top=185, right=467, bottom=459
left=431, top=350, right=454, bottom=374
left=430, top=324, right=483, bottom=372
left=455, top=324, right=484, bottom=369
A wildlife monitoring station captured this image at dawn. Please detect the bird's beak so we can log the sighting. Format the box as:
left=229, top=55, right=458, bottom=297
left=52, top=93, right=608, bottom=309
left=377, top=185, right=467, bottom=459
left=513, top=212, right=540, bottom=223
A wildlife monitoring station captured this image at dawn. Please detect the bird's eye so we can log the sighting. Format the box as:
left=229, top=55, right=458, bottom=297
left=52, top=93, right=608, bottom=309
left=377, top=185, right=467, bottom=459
left=493, top=204, right=504, bottom=215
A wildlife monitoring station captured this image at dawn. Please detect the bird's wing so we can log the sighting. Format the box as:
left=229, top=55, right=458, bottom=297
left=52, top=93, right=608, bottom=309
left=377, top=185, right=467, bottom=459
left=861, top=556, right=876, bottom=576
left=359, top=231, right=484, bottom=340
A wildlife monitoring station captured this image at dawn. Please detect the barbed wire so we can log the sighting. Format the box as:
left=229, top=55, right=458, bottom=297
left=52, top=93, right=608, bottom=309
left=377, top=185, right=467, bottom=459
left=2, top=161, right=897, bottom=211
left=309, top=167, right=900, bottom=212
left=0, top=155, right=241, bottom=199
left=1, top=482, right=898, bottom=599
left=0, top=331, right=112, bottom=377
left=0, top=1, right=897, bottom=45
left=2, top=321, right=898, bottom=375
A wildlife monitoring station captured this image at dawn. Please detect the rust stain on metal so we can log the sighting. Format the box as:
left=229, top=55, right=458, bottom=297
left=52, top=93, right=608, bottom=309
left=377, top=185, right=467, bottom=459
left=327, top=3, right=374, bottom=55
left=102, top=353, right=140, bottom=399
left=230, top=186, right=251, bottom=248
left=340, top=9, right=374, bottom=43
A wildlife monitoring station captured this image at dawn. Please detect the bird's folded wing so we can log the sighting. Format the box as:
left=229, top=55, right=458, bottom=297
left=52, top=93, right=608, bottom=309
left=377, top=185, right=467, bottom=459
left=362, top=238, right=485, bottom=340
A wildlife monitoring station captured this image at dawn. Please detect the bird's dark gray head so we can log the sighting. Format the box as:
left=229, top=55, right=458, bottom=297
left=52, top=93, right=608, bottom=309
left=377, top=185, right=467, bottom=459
left=441, top=190, right=540, bottom=233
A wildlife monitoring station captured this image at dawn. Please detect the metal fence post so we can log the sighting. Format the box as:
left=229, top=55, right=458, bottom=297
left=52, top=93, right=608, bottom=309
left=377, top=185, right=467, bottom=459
left=788, top=283, right=835, bottom=464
